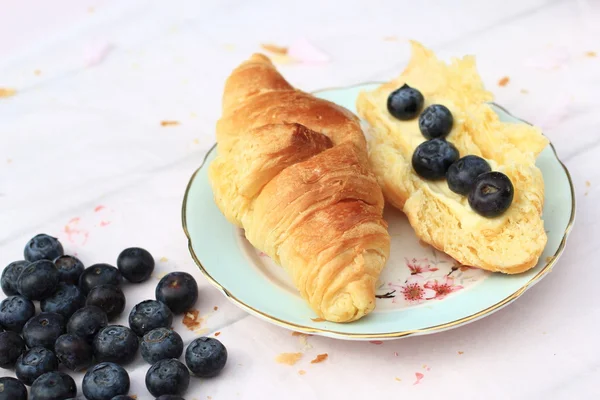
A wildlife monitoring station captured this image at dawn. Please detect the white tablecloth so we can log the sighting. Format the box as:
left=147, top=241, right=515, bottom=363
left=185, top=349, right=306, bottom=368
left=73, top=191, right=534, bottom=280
left=1, top=1, right=599, bottom=399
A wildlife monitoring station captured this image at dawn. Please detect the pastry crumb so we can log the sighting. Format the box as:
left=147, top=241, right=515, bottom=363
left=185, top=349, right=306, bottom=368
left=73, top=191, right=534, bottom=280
left=394, top=377, right=402, bottom=382
left=159, top=257, right=168, bottom=262
left=261, top=43, right=288, bottom=55
left=310, top=317, right=325, bottom=322
left=160, top=120, right=180, bottom=127
left=520, top=89, right=529, bottom=94
left=585, top=51, right=597, bottom=58
left=458, top=351, right=464, bottom=355
left=88, top=6, right=95, bottom=13
left=193, top=138, right=200, bottom=145
left=213, top=306, right=218, bottom=311
left=275, top=352, right=302, bottom=365
left=34, top=69, right=42, bottom=76
left=0, top=88, right=17, bottom=98
left=585, top=180, right=591, bottom=187
left=310, top=353, right=328, bottom=364
left=498, top=76, right=510, bottom=87
left=383, top=36, right=399, bottom=42
left=182, top=309, right=203, bottom=330
left=214, top=331, right=221, bottom=337
left=207, top=396, right=212, bottom=400
left=298, top=369, right=306, bottom=375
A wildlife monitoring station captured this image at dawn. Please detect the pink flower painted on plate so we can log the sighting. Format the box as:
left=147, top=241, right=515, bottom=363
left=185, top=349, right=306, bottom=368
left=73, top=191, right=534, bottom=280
left=424, top=276, right=463, bottom=300
left=389, top=276, right=435, bottom=304
left=405, top=257, right=438, bottom=275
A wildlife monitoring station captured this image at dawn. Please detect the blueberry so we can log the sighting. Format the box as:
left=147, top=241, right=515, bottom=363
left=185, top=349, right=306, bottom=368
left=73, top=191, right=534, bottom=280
left=156, top=272, right=198, bottom=314
left=468, top=171, right=514, bottom=217
left=23, top=312, right=65, bottom=351
left=83, top=362, right=130, bottom=400
left=419, top=104, right=454, bottom=139
left=145, top=358, right=190, bottom=397
left=15, top=347, right=58, bottom=386
left=24, top=234, right=64, bottom=262
left=129, top=300, right=173, bottom=337
left=446, top=155, right=492, bottom=195
left=54, top=333, right=93, bottom=372
left=17, top=259, right=60, bottom=300
left=117, top=247, right=155, bottom=283
left=387, top=84, right=424, bottom=120
left=0, top=331, right=26, bottom=368
left=54, top=255, right=84, bottom=285
left=86, top=285, right=126, bottom=321
left=79, top=264, right=122, bottom=295
left=412, top=138, right=459, bottom=180
left=0, top=377, right=27, bottom=400
left=185, top=337, right=227, bottom=377
left=41, top=283, right=86, bottom=319
left=155, top=396, right=185, bottom=400
left=141, top=328, right=183, bottom=365
left=67, top=306, right=108, bottom=343
left=93, top=325, right=139, bottom=365
left=30, top=371, right=77, bottom=400
left=0, top=295, right=35, bottom=332
left=1, top=260, right=29, bottom=296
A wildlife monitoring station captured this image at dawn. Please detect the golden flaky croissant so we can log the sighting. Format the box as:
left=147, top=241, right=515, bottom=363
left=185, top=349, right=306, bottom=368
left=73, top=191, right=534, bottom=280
left=208, top=54, right=390, bottom=322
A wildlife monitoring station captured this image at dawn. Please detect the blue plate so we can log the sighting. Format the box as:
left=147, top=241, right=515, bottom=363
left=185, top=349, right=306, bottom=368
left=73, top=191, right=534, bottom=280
left=182, top=83, right=575, bottom=340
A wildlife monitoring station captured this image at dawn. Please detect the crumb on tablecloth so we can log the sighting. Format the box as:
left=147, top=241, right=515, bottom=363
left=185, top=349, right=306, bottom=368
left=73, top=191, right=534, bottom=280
left=193, top=138, right=200, bottom=144
left=275, top=352, right=303, bottom=365
left=161, top=120, right=180, bottom=127
left=395, top=377, right=402, bottom=382
left=159, top=257, right=168, bottom=262
left=458, top=351, right=464, bottom=355
left=498, top=76, right=510, bottom=87
left=383, top=36, right=399, bottom=42
left=298, top=370, right=306, bottom=375
left=520, top=89, right=529, bottom=94
left=585, top=51, right=597, bottom=57
left=586, top=180, right=591, bottom=187
left=34, top=69, right=42, bottom=76
left=183, top=309, right=203, bottom=330
left=0, top=88, right=17, bottom=98
left=214, top=331, right=221, bottom=337
left=260, top=43, right=288, bottom=55
left=310, top=353, right=328, bottom=364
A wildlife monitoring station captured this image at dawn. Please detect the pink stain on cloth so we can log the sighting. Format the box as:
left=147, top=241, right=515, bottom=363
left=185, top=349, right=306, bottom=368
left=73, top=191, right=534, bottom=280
left=287, top=38, right=330, bottom=65
left=413, top=372, right=425, bottom=385
left=63, top=217, right=89, bottom=246
left=83, top=41, right=113, bottom=67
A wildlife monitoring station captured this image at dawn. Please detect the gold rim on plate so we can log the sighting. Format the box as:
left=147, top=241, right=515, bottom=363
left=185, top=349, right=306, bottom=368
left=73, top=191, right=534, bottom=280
left=181, top=86, right=576, bottom=339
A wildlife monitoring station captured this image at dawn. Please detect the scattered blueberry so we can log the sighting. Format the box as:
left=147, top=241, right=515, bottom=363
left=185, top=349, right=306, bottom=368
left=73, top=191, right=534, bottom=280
left=23, top=312, right=65, bottom=351
left=141, top=328, right=183, bottom=365
left=0, top=331, right=26, bottom=369
left=54, top=255, right=85, bottom=285
left=1, top=260, right=29, bottom=296
left=93, top=325, right=139, bottom=365
left=0, top=377, right=27, bottom=400
left=24, top=234, right=64, bottom=262
left=0, top=295, right=35, bottom=332
left=155, top=396, right=185, bottom=400
left=79, top=264, right=122, bottom=295
left=468, top=171, right=514, bottom=217
left=156, top=272, right=198, bottom=314
left=30, top=371, right=77, bottom=400
left=145, top=358, right=190, bottom=397
left=419, top=104, right=454, bottom=139
left=447, top=155, right=492, bottom=195
left=17, top=259, right=59, bottom=300
left=41, top=283, right=86, bottom=319
left=387, top=84, right=424, bottom=120
left=86, top=285, right=126, bottom=321
left=117, top=247, right=155, bottom=283
left=185, top=337, right=228, bottom=377
left=83, top=362, right=130, bottom=400
left=412, top=138, right=460, bottom=180
left=54, top=333, right=94, bottom=372
left=129, top=300, right=173, bottom=337
left=15, top=347, right=58, bottom=386
left=67, top=306, right=108, bottom=343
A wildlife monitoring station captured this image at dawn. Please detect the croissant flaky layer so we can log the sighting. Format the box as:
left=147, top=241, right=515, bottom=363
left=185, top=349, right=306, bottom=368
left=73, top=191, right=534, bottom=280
left=208, top=54, right=390, bottom=322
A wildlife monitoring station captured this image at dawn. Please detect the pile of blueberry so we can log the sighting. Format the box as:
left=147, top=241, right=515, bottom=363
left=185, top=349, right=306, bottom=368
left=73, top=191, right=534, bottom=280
left=387, top=84, right=514, bottom=217
left=0, top=234, right=227, bottom=400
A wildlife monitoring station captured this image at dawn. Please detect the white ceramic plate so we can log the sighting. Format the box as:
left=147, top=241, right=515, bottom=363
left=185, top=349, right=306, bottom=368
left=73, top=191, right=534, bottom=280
left=182, top=83, right=575, bottom=340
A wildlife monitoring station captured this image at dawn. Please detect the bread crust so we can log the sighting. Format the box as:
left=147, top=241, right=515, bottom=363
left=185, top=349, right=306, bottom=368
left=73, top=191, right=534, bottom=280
left=209, top=54, right=390, bottom=322
left=356, top=42, right=548, bottom=274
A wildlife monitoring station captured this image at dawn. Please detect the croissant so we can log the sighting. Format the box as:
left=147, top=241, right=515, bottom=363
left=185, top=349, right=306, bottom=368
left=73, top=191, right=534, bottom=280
left=208, top=54, right=390, bottom=322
